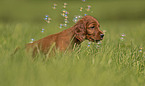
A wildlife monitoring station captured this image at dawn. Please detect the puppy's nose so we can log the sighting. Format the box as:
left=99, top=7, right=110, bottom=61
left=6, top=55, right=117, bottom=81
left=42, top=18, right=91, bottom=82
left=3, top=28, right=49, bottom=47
left=100, top=34, right=104, bottom=38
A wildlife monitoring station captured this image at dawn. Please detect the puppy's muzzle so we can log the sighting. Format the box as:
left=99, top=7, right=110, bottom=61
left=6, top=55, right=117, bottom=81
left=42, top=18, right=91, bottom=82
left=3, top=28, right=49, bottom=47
left=100, top=34, right=104, bottom=39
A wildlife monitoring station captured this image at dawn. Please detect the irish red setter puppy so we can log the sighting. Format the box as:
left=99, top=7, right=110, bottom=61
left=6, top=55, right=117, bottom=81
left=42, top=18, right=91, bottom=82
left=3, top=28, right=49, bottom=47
left=26, top=15, right=104, bottom=56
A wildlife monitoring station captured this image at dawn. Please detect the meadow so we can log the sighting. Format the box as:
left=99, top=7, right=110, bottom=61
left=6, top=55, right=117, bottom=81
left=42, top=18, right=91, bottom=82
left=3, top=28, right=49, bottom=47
left=0, top=0, right=145, bottom=86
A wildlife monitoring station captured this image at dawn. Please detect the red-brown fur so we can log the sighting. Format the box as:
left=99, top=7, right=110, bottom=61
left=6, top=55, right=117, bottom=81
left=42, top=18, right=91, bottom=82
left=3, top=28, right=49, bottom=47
left=26, top=15, right=104, bottom=56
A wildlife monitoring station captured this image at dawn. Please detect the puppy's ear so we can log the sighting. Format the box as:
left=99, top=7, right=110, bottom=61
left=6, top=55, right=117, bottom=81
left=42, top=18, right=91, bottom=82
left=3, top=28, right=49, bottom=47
left=74, top=20, right=87, bottom=42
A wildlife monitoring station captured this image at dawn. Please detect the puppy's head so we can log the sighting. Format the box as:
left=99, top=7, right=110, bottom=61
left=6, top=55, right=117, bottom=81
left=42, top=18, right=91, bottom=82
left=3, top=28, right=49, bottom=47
left=75, top=15, right=104, bottom=42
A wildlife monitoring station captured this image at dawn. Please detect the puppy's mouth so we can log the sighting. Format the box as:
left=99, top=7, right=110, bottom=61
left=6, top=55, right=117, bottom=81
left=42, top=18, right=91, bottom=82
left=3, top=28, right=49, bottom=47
left=95, top=38, right=103, bottom=42
left=89, top=38, right=101, bottom=43
left=95, top=40, right=100, bottom=43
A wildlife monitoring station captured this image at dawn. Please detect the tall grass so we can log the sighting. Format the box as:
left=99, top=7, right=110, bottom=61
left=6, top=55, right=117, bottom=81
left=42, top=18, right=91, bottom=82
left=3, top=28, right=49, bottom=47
left=0, top=0, right=145, bottom=86
left=0, top=20, right=145, bottom=86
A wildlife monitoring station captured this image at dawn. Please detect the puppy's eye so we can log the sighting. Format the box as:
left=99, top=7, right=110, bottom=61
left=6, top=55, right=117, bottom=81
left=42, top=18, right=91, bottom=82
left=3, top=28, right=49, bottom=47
left=90, top=26, right=95, bottom=29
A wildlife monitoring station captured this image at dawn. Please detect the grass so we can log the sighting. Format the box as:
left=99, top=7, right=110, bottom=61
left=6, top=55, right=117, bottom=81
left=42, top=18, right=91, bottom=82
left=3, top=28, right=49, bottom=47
left=0, top=20, right=145, bottom=86
left=0, top=0, right=145, bottom=86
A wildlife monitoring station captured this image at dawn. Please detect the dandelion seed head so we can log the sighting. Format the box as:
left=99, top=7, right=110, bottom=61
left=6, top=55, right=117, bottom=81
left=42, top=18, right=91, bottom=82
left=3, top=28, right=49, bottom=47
left=53, top=3, right=57, bottom=6
left=61, top=13, right=65, bottom=17
left=30, top=38, right=34, bottom=43
left=88, top=42, right=91, bottom=44
left=86, top=9, right=90, bottom=11
left=44, top=18, right=47, bottom=20
left=45, top=15, right=48, bottom=18
left=64, top=3, right=68, bottom=6
left=31, top=38, right=34, bottom=41
left=139, top=47, right=143, bottom=53
left=63, top=24, right=67, bottom=27
left=65, top=15, right=67, bottom=17
left=65, top=11, right=69, bottom=14
left=65, top=16, right=68, bottom=19
left=62, top=9, right=66, bottom=13
left=82, top=0, right=86, bottom=2
left=139, top=50, right=143, bottom=53
left=78, top=15, right=82, bottom=18
left=64, top=19, right=69, bottom=23
left=87, top=5, right=91, bottom=8
left=63, top=6, right=66, bottom=8
left=44, top=15, right=51, bottom=23
left=52, top=3, right=57, bottom=9
left=140, top=48, right=143, bottom=50
left=121, top=33, right=126, bottom=37
left=97, top=41, right=102, bottom=45
left=86, top=5, right=91, bottom=11
left=52, top=7, right=56, bottom=9
left=41, top=29, right=45, bottom=33
left=80, top=7, right=83, bottom=11
left=73, top=15, right=82, bottom=23
left=73, top=18, right=78, bottom=23
left=59, top=24, right=63, bottom=29
left=120, top=37, right=124, bottom=39
left=47, top=21, right=51, bottom=23
left=120, top=33, right=126, bottom=41
left=120, top=37, right=124, bottom=41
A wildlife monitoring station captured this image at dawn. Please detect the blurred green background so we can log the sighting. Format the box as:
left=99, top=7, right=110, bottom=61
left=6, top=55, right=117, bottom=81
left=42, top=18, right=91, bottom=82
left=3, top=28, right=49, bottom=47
left=0, top=0, right=145, bottom=86
left=0, top=0, right=145, bottom=23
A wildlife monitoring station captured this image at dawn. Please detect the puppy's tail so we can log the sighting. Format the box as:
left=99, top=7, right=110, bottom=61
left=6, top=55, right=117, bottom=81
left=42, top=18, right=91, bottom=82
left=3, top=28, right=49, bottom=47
left=11, top=47, right=21, bottom=56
